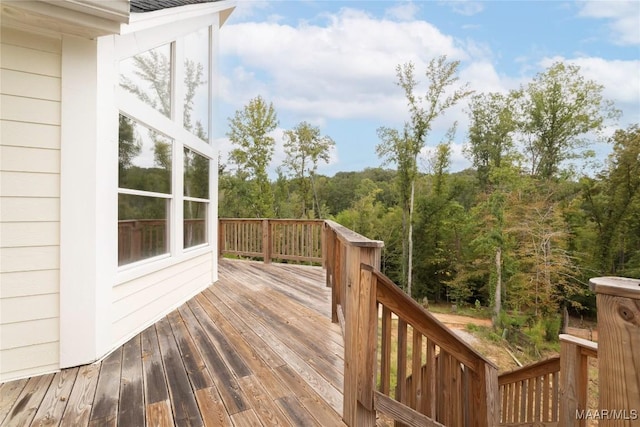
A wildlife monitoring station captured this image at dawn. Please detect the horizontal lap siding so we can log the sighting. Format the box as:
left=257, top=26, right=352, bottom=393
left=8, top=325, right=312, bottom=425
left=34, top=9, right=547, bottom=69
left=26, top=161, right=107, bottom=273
left=0, top=27, right=62, bottom=382
left=112, top=253, right=214, bottom=347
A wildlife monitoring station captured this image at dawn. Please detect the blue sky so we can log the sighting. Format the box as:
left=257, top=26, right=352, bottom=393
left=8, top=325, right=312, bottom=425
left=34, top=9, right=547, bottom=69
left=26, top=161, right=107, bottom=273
left=215, top=1, right=640, bottom=176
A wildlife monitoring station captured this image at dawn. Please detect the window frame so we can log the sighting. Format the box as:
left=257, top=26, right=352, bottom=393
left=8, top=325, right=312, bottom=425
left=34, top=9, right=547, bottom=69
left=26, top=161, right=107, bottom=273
left=115, top=24, right=216, bottom=279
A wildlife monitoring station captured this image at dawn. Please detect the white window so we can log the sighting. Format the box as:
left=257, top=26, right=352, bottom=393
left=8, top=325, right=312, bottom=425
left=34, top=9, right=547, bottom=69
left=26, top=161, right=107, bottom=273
left=117, top=27, right=213, bottom=267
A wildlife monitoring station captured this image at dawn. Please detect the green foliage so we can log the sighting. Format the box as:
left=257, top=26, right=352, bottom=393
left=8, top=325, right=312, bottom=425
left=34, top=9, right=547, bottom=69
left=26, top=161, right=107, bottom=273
left=377, top=56, right=471, bottom=297
left=227, top=96, right=279, bottom=217
left=282, top=121, right=335, bottom=218
left=520, top=62, right=621, bottom=179
left=465, top=323, right=479, bottom=332
left=218, top=60, right=636, bottom=325
left=118, top=115, right=140, bottom=172
left=581, top=125, right=640, bottom=277
left=465, top=91, right=518, bottom=190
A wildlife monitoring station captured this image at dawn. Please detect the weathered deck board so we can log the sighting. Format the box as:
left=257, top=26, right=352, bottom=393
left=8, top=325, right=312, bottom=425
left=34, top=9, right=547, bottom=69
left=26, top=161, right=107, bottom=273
left=30, top=368, right=78, bottom=427
left=0, top=379, right=27, bottom=424
left=117, top=336, right=144, bottom=427
left=155, top=317, right=204, bottom=426
left=89, top=347, right=122, bottom=427
left=59, top=364, right=100, bottom=426
left=4, top=374, right=54, bottom=427
left=0, top=259, right=346, bottom=427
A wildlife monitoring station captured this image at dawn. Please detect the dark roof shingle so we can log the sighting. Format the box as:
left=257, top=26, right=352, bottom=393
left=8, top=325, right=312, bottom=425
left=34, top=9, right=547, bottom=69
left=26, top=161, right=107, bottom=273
left=130, top=0, right=222, bottom=13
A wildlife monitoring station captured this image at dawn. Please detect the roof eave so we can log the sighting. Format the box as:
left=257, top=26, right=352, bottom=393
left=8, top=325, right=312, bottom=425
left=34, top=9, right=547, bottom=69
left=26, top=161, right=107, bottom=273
left=122, top=0, right=235, bottom=35
left=0, top=0, right=130, bottom=38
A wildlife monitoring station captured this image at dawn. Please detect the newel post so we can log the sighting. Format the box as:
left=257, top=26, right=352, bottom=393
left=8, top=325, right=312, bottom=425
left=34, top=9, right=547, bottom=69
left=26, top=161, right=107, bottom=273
left=559, top=334, right=589, bottom=427
left=343, top=245, right=381, bottom=427
left=218, top=219, right=225, bottom=259
left=262, top=219, right=271, bottom=264
left=591, top=277, right=640, bottom=426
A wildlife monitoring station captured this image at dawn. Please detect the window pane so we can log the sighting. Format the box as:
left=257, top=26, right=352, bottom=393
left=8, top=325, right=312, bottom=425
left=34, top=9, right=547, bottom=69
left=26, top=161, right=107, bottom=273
left=183, top=27, right=209, bottom=141
left=120, top=43, right=172, bottom=117
left=118, top=194, right=170, bottom=266
left=119, top=115, right=172, bottom=194
left=184, top=201, right=207, bottom=248
left=184, top=148, right=209, bottom=199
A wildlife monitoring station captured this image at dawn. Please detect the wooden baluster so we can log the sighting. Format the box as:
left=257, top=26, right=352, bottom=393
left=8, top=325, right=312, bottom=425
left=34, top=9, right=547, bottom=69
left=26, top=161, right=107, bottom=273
left=411, top=330, right=422, bottom=412
left=514, top=378, right=521, bottom=422
left=396, top=319, right=408, bottom=406
left=380, top=306, right=392, bottom=395
left=520, top=379, right=528, bottom=422
left=552, top=371, right=559, bottom=421
left=425, top=340, right=436, bottom=418
left=543, top=373, right=550, bottom=422
left=526, top=377, right=534, bottom=422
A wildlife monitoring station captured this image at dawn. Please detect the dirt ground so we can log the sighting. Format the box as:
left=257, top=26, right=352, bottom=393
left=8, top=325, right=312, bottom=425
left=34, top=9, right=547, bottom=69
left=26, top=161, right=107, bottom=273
left=430, top=312, right=527, bottom=372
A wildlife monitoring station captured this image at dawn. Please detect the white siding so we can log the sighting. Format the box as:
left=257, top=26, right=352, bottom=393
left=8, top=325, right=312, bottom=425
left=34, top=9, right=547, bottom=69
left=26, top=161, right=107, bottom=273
left=0, top=27, right=62, bottom=382
left=112, top=253, right=213, bottom=346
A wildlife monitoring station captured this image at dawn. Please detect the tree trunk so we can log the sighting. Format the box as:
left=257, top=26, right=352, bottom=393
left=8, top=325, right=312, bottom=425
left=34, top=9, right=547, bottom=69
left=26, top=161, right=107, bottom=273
left=310, top=173, right=321, bottom=219
left=493, top=246, right=502, bottom=327
left=407, top=179, right=415, bottom=298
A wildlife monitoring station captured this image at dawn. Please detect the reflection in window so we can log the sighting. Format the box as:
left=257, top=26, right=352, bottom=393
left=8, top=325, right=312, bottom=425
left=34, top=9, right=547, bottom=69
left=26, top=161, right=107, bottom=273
left=184, top=201, right=207, bottom=248
left=119, top=115, right=172, bottom=194
left=118, top=194, right=169, bottom=265
left=183, top=28, right=209, bottom=141
left=184, top=148, right=209, bottom=199
left=120, top=44, right=172, bottom=117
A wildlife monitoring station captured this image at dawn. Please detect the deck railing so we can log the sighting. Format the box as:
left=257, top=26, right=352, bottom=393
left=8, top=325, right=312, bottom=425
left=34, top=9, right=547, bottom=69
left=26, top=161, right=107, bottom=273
left=218, top=218, right=324, bottom=264
left=371, top=266, right=499, bottom=426
left=499, top=356, right=561, bottom=425
left=218, top=219, right=640, bottom=427
left=323, top=220, right=498, bottom=427
left=118, top=219, right=167, bottom=265
left=118, top=219, right=205, bottom=265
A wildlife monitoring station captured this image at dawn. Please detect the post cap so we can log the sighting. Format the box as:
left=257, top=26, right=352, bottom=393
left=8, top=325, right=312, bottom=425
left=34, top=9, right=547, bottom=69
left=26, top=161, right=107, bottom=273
left=589, top=276, right=640, bottom=299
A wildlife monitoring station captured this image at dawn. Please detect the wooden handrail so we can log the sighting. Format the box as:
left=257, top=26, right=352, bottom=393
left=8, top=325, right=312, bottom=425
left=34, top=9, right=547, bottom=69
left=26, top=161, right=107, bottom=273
left=324, top=219, right=384, bottom=248
left=371, top=265, right=496, bottom=374
left=499, top=356, right=560, bottom=386
left=366, top=264, right=498, bottom=426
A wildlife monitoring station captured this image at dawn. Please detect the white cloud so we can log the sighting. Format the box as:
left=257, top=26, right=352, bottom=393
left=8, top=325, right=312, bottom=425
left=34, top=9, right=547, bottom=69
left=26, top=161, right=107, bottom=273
left=220, top=8, right=467, bottom=123
left=229, top=0, right=271, bottom=20
left=578, top=1, right=640, bottom=45
left=385, top=1, right=420, bottom=22
left=442, top=0, right=485, bottom=16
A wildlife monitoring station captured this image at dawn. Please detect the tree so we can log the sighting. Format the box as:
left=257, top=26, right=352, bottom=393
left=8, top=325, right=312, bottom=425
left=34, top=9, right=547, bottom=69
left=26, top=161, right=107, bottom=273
left=227, top=96, right=278, bottom=217
left=282, top=122, right=335, bottom=218
left=377, top=56, right=472, bottom=297
left=465, top=91, right=519, bottom=190
left=582, top=125, right=640, bottom=276
left=118, top=115, right=141, bottom=173
left=464, top=91, right=520, bottom=324
left=520, top=62, right=620, bottom=179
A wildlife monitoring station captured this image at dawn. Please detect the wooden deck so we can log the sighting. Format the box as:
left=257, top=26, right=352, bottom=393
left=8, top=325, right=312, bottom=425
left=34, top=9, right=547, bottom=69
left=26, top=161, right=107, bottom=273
left=0, top=259, right=346, bottom=427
